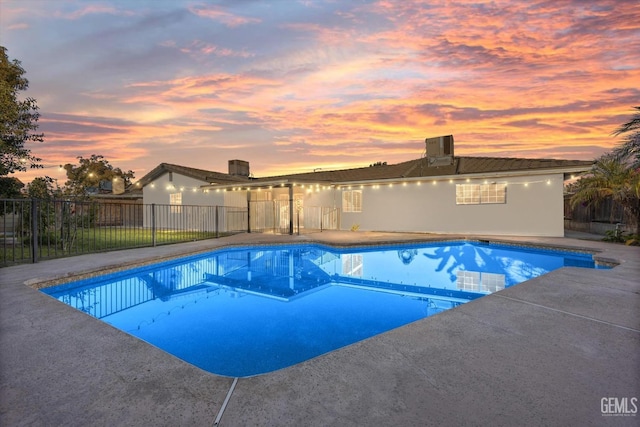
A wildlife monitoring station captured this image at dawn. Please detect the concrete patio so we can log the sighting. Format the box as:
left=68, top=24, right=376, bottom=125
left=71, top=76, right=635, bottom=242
left=1, top=231, right=639, bottom=426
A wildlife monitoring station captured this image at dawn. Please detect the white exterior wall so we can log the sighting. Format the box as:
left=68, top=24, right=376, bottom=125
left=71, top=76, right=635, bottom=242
left=142, top=173, right=226, bottom=230
left=142, top=173, right=225, bottom=206
left=339, top=173, right=565, bottom=237
left=141, top=171, right=566, bottom=236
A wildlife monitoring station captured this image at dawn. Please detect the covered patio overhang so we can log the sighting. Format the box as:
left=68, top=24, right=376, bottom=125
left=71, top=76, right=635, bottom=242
left=200, top=179, right=335, bottom=235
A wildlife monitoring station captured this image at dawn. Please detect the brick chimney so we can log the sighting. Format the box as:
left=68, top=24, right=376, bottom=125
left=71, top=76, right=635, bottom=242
left=228, top=159, right=250, bottom=177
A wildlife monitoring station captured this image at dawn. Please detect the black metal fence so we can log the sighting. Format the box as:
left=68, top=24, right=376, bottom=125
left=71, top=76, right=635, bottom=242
left=1, top=199, right=248, bottom=266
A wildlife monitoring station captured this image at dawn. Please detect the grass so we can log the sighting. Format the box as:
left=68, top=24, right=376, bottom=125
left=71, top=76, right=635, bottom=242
left=1, top=227, right=224, bottom=266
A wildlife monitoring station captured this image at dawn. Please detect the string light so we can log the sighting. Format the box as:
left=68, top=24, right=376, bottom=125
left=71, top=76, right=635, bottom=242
left=147, top=175, right=558, bottom=195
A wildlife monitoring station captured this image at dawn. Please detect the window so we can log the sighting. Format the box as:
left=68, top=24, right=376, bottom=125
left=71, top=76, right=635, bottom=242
left=455, top=184, right=481, bottom=205
left=342, top=254, right=363, bottom=277
left=457, top=271, right=505, bottom=293
left=342, top=190, right=362, bottom=212
left=456, top=183, right=506, bottom=205
left=170, top=192, right=182, bottom=213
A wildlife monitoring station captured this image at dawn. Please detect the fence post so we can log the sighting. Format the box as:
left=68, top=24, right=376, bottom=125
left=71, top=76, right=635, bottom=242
left=215, top=206, right=219, bottom=238
left=31, top=198, right=38, bottom=263
left=151, top=203, right=157, bottom=247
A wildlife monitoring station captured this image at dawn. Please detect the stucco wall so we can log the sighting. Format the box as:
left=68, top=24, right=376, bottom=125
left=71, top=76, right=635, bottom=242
left=142, top=173, right=226, bottom=230
left=142, top=171, right=566, bottom=237
left=142, top=173, right=225, bottom=206
left=336, top=173, right=565, bottom=237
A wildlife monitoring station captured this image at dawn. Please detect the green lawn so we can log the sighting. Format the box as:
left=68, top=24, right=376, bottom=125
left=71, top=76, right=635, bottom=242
left=1, top=227, right=224, bottom=266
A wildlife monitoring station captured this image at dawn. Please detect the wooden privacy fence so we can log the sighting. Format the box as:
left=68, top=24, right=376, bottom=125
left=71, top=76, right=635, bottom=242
left=563, top=194, right=636, bottom=234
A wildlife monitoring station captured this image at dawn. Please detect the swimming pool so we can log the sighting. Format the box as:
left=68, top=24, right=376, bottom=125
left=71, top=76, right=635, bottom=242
left=42, top=241, right=605, bottom=377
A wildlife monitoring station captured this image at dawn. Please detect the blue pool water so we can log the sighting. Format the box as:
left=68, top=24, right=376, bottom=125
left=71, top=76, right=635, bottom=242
left=42, top=241, right=606, bottom=377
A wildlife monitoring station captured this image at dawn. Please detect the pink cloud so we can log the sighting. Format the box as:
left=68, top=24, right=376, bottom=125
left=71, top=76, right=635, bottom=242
left=55, top=4, right=135, bottom=20
left=188, top=4, right=260, bottom=27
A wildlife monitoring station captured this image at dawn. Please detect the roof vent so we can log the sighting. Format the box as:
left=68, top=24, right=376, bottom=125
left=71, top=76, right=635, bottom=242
left=425, top=135, right=454, bottom=167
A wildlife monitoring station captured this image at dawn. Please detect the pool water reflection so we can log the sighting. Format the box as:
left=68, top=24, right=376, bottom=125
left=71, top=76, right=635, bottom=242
left=42, top=241, right=602, bottom=377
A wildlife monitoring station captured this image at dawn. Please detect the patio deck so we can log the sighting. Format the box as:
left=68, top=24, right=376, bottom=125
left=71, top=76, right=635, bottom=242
left=1, top=231, right=639, bottom=426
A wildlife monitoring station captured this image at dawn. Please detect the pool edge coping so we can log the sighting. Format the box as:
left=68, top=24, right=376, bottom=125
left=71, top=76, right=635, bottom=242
left=25, top=234, right=617, bottom=290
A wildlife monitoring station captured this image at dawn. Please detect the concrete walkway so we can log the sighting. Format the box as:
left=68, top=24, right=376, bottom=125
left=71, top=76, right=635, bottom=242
left=1, top=232, right=639, bottom=426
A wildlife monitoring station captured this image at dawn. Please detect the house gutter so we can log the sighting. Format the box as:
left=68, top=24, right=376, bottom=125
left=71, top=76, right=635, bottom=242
left=198, top=166, right=591, bottom=190
left=332, top=165, right=592, bottom=187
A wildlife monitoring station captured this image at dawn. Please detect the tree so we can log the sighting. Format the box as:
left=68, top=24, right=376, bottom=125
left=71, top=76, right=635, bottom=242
left=612, top=106, right=640, bottom=169
left=0, top=46, right=43, bottom=176
left=0, top=176, right=24, bottom=198
left=26, top=176, right=60, bottom=199
left=63, top=154, right=135, bottom=196
left=570, top=155, right=640, bottom=236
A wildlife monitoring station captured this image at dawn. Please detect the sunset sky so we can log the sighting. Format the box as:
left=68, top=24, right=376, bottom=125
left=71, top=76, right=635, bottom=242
left=2, top=0, right=639, bottom=185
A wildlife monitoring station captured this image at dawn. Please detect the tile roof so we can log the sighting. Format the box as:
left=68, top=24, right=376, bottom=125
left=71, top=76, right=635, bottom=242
left=252, top=156, right=594, bottom=184
left=133, top=156, right=594, bottom=192
left=135, top=163, right=250, bottom=188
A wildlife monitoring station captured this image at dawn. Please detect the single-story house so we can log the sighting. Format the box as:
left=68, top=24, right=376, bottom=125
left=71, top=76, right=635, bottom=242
left=136, top=137, right=593, bottom=237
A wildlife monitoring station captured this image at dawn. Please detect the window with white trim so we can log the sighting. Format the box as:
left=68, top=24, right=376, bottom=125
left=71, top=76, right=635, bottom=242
left=456, top=183, right=506, bottom=205
left=170, top=192, right=182, bottom=213
left=342, top=190, right=362, bottom=212
left=342, top=254, right=363, bottom=277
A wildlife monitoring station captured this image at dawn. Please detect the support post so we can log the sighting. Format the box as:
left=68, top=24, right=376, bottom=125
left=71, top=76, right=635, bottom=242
left=288, top=184, right=294, bottom=235
left=247, top=191, right=251, bottom=233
